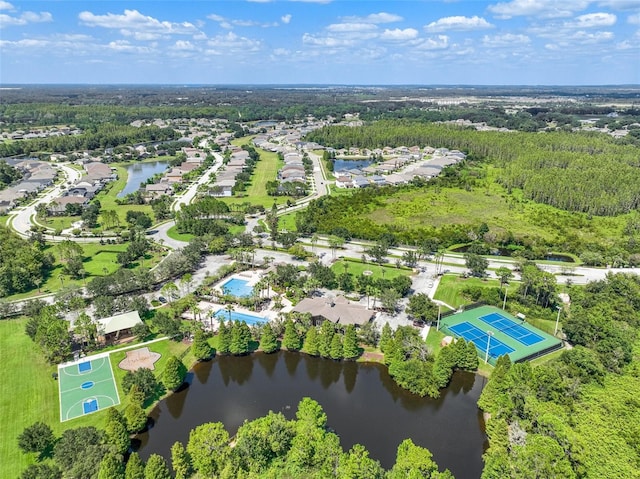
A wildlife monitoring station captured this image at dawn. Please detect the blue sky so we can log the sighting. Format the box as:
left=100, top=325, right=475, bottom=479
left=1, top=0, right=638, bottom=85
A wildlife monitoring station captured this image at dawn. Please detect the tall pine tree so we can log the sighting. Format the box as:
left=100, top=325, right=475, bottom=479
left=303, top=326, right=320, bottom=356
left=342, top=324, right=360, bottom=360
left=260, top=323, right=278, bottom=353
left=217, top=320, right=231, bottom=354
left=283, top=319, right=301, bottom=351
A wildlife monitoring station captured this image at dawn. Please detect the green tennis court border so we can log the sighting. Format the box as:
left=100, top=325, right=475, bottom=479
left=58, top=353, right=120, bottom=422
left=440, top=305, right=562, bottom=366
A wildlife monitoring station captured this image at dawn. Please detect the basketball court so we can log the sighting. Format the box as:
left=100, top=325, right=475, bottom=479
left=58, top=354, right=120, bottom=422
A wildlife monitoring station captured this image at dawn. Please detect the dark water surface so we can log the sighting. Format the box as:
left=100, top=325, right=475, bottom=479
left=136, top=352, right=487, bottom=478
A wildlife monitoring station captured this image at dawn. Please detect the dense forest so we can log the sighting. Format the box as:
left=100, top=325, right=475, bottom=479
left=306, top=122, right=640, bottom=216
left=479, top=273, right=640, bottom=479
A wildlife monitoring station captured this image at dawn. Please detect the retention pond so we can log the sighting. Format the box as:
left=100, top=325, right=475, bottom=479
left=136, top=351, right=487, bottom=478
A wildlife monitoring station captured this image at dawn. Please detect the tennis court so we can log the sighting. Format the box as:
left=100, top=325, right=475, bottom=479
left=478, top=312, right=544, bottom=346
left=440, top=305, right=562, bottom=365
left=58, top=355, right=120, bottom=422
left=449, top=322, right=514, bottom=359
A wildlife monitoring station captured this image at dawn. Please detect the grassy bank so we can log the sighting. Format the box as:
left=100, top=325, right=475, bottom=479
left=433, top=274, right=518, bottom=309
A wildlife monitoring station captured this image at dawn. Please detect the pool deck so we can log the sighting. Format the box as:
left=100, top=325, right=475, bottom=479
left=215, top=271, right=264, bottom=296
left=183, top=298, right=293, bottom=332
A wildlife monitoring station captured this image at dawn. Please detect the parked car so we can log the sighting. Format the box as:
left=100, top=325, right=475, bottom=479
left=158, top=296, right=167, bottom=303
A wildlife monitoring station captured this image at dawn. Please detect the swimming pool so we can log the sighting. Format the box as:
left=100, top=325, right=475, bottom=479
left=221, top=278, right=254, bottom=298
left=213, top=309, right=266, bottom=326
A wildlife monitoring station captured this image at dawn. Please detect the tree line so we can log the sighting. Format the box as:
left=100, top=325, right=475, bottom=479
left=17, top=397, right=453, bottom=479
left=0, top=123, right=179, bottom=157
left=305, top=121, right=640, bottom=216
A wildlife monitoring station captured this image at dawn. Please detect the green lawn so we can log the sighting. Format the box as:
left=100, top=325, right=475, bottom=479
left=0, top=319, right=110, bottom=477
left=38, top=215, right=77, bottom=233
left=329, top=258, right=413, bottom=281
left=0, top=318, right=195, bottom=477
left=433, top=274, right=518, bottom=309
left=166, top=224, right=194, bottom=242
left=221, top=140, right=289, bottom=209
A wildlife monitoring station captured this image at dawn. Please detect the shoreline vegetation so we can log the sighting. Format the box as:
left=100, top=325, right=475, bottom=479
left=2, top=86, right=640, bottom=478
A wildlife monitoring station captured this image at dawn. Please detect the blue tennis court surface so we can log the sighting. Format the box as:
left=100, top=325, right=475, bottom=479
left=449, top=322, right=515, bottom=359
left=479, top=312, right=543, bottom=346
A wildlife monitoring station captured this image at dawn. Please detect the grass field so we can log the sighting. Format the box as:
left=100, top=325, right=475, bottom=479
left=220, top=139, right=289, bottom=209
left=329, top=258, right=413, bottom=281
left=0, top=318, right=193, bottom=477
left=433, top=274, right=518, bottom=309
left=0, top=319, right=109, bottom=477
left=365, top=165, right=625, bottom=247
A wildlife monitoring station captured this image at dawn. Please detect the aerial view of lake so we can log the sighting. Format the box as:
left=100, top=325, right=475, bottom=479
left=117, top=160, right=170, bottom=198
left=136, top=352, right=487, bottom=478
left=333, top=158, right=374, bottom=172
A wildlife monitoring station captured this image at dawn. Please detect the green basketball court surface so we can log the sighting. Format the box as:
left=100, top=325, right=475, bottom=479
left=58, top=354, right=120, bottom=422
left=440, top=305, right=563, bottom=366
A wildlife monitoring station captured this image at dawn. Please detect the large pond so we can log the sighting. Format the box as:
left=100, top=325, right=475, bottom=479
left=136, top=352, right=487, bottom=478
left=117, top=160, right=170, bottom=197
left=333, top=158, right=374, bottom=172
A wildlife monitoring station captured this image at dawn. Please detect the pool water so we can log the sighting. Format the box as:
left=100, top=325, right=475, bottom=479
left=213, top=309, right=266, bottom=326
left=221, top=278, right=254, bottom=298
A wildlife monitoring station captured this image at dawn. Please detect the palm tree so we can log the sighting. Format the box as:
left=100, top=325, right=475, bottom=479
left=311, top=233, right=319, bottom=252
left=225, top=304, right=234, bottom=321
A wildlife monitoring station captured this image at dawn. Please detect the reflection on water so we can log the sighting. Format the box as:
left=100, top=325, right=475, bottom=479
left=137, top=352, right=487, bottom=478
left=117, top=161, right=170, bottom=197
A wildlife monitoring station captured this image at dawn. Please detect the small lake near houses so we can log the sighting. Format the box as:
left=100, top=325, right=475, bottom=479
left=136, top=351, right=487, bottom=479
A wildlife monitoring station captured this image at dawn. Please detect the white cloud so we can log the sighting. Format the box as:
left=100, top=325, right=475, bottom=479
left=206, top=32, right=262, bottom=52
left=425, top=16, right=493, bottom=32
left=482, top=33, right=531, bottom=47
left=380, top=28, right=419, bottom=41
left=107, top=40, right=154, bottom=53
left=566, top=13, right=617, bottom=28
left=415, top=35, right=450, bottom=50
left=0, top=10, right=52, bottom=27
left=571, top=30, right=615, bottom=42
left=0, top=1, right=14, bottom=11
left=208, top=14, right=225, bottom=23
left=628, top=13, right=640, bottom=24
left=302, top=33, right=358, bottom=48
left=327, top=22, right=377, bottom=33
left=172, top=40, right=196, bottom=51
left=488, top=0, right=591, bottom=19
left=341, top=12, right=403, bottom=24
left=121, top=30, right=162, bottom=41
left=281, top=14, right=292, bottom=24
left=79, top=9, right=198, bottom=36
